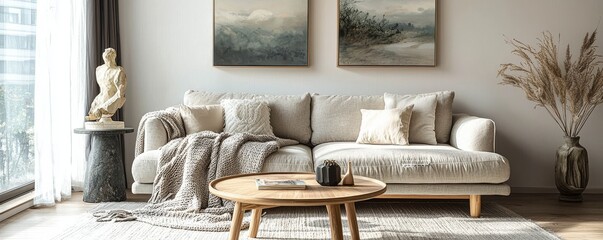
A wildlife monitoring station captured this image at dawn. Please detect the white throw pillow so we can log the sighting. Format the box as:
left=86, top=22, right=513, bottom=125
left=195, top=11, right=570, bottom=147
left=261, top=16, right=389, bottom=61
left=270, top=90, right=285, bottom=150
left=220, top=99, right=274, bottom=136
left=356, top=105, right=414, bottom=145
left=385, top=91, right=455, bottom=143
left=383, top=93, right=438, bottom=145
left=180, top=105, right=224, bottom=135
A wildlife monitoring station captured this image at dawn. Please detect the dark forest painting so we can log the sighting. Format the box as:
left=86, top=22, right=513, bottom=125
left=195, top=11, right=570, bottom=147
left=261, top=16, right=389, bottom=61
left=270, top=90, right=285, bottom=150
left=338, top=0, right=436, bottom=66
left=214, top=0, right=308, bottom=66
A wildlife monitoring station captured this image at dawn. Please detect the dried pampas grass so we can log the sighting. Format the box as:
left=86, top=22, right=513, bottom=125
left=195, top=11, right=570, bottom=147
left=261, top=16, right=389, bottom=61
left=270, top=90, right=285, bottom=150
left=499, top=30, right=603, bottom=137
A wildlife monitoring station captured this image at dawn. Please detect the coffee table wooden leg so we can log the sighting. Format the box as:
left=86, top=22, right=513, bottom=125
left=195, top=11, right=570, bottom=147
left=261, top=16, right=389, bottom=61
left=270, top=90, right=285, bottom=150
left=248, top=208, right=263, bottom=238
left=326, top=204, right=344, bottom=240
left=229, top=202, right=245, bottom=240
left=345, top=202, right=360, bottom=240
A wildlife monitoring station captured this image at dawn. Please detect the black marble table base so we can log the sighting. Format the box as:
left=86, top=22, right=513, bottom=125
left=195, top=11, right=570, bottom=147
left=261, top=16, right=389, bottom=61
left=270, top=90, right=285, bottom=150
left=75, top=128, right=133, bottom=203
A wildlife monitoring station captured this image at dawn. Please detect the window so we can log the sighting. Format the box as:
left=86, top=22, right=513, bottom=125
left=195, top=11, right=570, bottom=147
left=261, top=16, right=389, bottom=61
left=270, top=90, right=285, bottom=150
left=0, top=0, right=36, bottom=201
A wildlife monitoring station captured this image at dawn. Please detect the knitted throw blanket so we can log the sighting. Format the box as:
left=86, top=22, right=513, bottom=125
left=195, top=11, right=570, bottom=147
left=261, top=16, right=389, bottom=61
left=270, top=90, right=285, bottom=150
left=130, top=131, right=297, bottom=231
left=134, top=107, right=185, bottom=157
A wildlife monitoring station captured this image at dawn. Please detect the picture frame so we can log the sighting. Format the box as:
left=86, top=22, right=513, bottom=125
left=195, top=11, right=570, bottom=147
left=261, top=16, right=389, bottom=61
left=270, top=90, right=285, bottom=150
left=337, top=0, right=437, bottom=66
left=213, top=0, right=309, bottom=66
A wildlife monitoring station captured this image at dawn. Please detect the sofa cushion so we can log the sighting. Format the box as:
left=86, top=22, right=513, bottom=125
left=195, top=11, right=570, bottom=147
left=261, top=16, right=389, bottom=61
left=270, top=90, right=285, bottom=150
left=132, top=145, right=313, bottom=184
left=311, top=95, right=384, bottom=145
left=180, top=104, right=224, bottom=135
left=183, top=90, right=312, bottom=144
left=313, top=142, right=510, bottom=184
left=221, top=99, right=274, bottom=136
left=385, top=91, right=455, bottom=143
left=261, top=144, right=314, bottom=172
left=384, top=94, right=438, bottom=144
left=356, top=106, right=413, bottom=145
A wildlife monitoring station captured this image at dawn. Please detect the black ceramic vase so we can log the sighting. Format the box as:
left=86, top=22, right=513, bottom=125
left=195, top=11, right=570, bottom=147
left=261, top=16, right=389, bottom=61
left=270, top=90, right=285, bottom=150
left=555, top=136, right=589, bottom=202
left=316, top=160, right=341, bottom=186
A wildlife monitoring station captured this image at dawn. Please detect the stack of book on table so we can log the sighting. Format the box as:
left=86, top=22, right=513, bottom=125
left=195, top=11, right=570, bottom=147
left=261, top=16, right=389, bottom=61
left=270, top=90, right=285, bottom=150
left=255, top=179, right=306, bottom=190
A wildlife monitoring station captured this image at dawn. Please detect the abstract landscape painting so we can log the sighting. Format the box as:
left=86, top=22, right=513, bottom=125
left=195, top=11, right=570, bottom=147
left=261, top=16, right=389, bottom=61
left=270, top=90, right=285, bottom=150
left=214, top=0, right=308, bottom=66
left=338, top=0, right=436, bottom=66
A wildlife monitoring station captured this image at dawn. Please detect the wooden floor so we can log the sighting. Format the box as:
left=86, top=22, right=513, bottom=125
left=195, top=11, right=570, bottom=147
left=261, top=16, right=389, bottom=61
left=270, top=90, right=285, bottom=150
left=487, top=194, right=603, bottom=240
left=0, top=192, right=601, bottom=240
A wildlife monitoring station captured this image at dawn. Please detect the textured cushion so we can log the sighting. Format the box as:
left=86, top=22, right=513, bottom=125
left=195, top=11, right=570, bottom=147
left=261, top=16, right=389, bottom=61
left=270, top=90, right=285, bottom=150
left=261, top=145, right=314, bottom=173
left=221, top=99, right=274, bottom=136
left=311, top=95, right=384, bottom=145
left=384, top=93, right=437, bottom=144
left=180, top=104, right=224, bottom=135
left=385, top=91, right=455, bottom=143
left=183, top=90, right=311, bottom=143
left=356, top=106, right=413, bottom=145
left=313, top=142, right=510, bottom=184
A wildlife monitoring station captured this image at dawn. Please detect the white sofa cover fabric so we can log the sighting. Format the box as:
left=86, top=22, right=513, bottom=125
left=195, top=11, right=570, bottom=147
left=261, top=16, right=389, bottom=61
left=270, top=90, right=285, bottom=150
left=261, top=145, right=314, bottom=172
left=313, top=142, right=510, bottom=184
left=385, top=91, right=455, bottom=143
left=132, top=90, right=511, bottom=198
left=385, top=183, right=510, bottom=195
left=143, top=117, right=168, bottom=152
left=311, top=94, right=384, bottom=145
left=450, top=114, right=496, bottom=152
left=132, top=150, right=160, bottom=184
left=183, top=90, right=312, bottom=144
left=384, top=94, right=438, bottom=145
left=131, top=145, right=314, bottom=185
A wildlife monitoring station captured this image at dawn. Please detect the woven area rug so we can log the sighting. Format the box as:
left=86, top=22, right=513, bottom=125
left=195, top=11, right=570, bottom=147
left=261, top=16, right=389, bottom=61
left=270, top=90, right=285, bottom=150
left=53, top=201, right=559, bottom=240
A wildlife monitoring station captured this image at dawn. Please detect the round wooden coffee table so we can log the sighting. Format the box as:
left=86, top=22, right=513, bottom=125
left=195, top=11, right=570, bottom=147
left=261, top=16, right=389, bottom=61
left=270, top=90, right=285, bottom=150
left=209, top=172, right=386, bottom=240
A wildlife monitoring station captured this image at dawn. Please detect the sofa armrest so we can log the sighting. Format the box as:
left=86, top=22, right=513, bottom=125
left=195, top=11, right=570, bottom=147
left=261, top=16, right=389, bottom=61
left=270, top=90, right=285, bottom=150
left=143, top=117, right=168, bottom=152
left=450, top=114, right=496, bottom=152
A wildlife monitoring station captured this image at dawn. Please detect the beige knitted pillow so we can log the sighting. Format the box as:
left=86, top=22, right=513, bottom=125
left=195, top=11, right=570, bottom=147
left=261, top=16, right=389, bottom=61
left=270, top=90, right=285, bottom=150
left=220, top=99, right=274, bottom=136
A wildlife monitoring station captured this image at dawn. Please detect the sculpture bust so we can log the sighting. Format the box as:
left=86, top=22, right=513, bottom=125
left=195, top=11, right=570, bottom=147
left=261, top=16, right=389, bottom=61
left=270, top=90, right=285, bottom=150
left=85, top=48, right=127, bottom=129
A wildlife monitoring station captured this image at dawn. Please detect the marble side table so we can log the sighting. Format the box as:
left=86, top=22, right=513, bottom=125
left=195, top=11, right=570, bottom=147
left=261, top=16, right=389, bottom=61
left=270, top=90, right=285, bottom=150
left=74, top=127, right=134, bottom=203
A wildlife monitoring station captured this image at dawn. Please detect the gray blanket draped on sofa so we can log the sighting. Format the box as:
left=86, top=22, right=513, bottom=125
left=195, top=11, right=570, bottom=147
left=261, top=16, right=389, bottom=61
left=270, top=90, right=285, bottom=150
left=96, top=109, right=296, bottom=231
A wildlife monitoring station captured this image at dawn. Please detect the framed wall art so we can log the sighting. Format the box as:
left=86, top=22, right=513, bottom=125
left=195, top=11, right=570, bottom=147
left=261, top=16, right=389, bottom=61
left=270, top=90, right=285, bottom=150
left=338, top=0, right=437, bottom=66
left=214, top=0, right=309, bottom=66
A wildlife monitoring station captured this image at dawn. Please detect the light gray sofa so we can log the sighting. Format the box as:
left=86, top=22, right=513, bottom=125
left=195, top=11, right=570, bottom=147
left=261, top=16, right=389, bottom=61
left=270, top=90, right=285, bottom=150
left=132, top=90, right=510, bottom=217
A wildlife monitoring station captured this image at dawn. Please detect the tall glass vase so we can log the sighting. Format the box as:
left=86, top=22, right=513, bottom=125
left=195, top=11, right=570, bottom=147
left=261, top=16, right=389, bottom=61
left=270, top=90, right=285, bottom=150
left=555, top=136, right=589, bottom=202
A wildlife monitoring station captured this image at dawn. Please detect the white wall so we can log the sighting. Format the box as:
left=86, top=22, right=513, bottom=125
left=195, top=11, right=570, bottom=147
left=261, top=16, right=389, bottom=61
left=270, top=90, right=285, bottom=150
left=119, top=0, right=603, bottom=192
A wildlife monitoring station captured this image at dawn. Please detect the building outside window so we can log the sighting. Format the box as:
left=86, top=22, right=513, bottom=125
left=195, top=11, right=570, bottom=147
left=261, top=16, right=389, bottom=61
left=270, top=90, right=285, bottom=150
left=0, top=0, right=36, bottom=201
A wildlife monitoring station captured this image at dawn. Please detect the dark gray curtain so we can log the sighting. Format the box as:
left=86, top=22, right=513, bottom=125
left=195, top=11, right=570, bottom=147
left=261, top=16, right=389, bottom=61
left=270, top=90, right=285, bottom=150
left=88, top=0, right=122, bottom=117
left=86, top=0, right=127, bottom=187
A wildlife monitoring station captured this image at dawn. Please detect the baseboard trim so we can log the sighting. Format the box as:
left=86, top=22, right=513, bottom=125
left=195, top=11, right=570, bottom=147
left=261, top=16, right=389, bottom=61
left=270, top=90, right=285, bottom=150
left=511, top=187, right=603, bottom=194
left=0, top=191, right=34, bottom=222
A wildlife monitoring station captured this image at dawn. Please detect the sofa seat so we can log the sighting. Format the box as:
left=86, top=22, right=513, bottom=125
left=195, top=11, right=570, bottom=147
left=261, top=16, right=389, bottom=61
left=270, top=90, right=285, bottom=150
left=313, top=142, right=510, bottom=184
left=132, top=144, right=314, bottom=185
left=261, top=144, right=314, bottom=172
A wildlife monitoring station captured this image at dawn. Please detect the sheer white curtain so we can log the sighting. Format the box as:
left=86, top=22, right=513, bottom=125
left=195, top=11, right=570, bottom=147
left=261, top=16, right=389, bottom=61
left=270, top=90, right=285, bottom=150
left=34, top=0, right=90, bottom=206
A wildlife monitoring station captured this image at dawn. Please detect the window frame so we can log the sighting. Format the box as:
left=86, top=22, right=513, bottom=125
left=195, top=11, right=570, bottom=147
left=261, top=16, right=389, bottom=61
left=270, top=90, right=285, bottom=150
left=0, top=181, right=34, bottom=203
